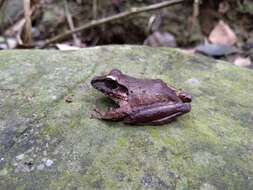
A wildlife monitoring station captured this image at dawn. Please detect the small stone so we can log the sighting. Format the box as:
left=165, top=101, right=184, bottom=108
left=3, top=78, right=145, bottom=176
left=186, top=78, right=201, bottom=86
left=0, top=157, right=4, bottom=162
left=43, top=150, right=47, bottom=156
left=200, top=183, right=217, bottom=190
left=233, top=56, right=251, bottom=67
left=37, top=164, right=45, bottom=170
left=42, top=158, right=47, bottom=162
left=45, top=159, right=53, bottom=167
left=16, top=154, right=25, bottom=161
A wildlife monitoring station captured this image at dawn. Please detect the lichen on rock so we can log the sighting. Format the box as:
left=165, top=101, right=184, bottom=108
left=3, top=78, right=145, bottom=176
left=0, top=46, right=253, bottom=189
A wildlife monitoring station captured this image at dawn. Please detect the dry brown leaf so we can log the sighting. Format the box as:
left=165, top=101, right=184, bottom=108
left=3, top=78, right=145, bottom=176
left=209, top=20, right=237, bottom=46
left=233, top=56, right=251, bottom=67
left=56, top=43, right=80, bottom=51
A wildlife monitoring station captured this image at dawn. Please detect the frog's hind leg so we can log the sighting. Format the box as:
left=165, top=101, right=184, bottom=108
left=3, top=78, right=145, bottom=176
left=146, top=112, right=184, bottom=125
left=124, top=102, right=191, bottom=125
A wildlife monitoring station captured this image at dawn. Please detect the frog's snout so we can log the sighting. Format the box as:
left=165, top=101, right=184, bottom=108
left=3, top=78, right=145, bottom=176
left=178, top=103, right=191, bottom=113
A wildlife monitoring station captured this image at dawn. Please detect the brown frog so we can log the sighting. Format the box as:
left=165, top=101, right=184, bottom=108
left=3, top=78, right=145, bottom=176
left=91, top=69, right=192, bottom=125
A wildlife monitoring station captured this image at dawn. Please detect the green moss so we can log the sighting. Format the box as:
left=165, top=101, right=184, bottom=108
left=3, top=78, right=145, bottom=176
left=40, top=122, right=62, bottom=137
left=49, top=170, right=73, bottom=190
left=0, top=168, right=8, bottom=176
left=150, top=128, right=160, bottom=141
left=0, top=46, right=253, bottom=189
left=117, top=137, right=127, bottom=147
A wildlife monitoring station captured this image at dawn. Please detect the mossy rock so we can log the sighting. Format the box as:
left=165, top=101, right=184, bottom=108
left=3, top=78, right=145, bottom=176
left=0, top=46, right=253, bottom=190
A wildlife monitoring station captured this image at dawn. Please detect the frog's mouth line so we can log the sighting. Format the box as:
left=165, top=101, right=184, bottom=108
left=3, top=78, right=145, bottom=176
left=104, top=91, right=128, bottom=101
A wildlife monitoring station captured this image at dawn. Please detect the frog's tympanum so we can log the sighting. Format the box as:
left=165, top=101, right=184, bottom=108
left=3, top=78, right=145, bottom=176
left=91, top=69, right=192, bottom=125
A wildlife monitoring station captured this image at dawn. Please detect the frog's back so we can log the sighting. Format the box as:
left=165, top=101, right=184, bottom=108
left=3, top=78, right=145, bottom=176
left=127, top=78, right=181, bottom=106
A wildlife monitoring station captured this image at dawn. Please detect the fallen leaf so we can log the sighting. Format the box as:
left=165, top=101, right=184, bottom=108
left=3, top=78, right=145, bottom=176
left=0, top=37, right=18, bottom=49
left=209, top=20, right=237, bottom=46
left=196, top=41, right=238, bottom=57
left=233, top=56, right=251, bottom=67
left=7, top=38, right=18, bottom=49
left=56, top=43, right=80, bottom=51
left=178, top=48, right=196, bottom=55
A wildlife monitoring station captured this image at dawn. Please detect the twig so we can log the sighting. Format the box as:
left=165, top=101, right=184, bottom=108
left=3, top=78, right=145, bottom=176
left=188, top=0, right=200, bottom=35
left=193, top=0, right=200, bottom=18
left=93, top=0, right=98, bottom=20
left=0, top=13, right=24, bottom=34
left=64, top=0, right=79, bottom=46
left=23, top=0, right=32, bottom=45
left=41, top=0, right=185, bottom=48
left=0, top=0, right=5, bottom=9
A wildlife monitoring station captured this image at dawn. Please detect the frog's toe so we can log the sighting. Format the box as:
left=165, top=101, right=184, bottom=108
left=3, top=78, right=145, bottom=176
left=90, top=108, right=103, bottom=119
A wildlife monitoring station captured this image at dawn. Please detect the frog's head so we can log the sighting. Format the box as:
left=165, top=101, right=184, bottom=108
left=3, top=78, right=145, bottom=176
left=91, top=69, right=128, bottom=101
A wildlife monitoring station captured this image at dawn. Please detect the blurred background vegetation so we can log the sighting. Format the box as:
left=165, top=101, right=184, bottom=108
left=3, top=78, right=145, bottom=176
left=0, top=0, right=252, bottom=67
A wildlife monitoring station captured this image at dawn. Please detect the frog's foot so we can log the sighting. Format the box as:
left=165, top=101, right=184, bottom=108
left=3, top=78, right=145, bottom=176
left=93, top=107, right=128, bottom=121
left=90, top=108, right=103, bottom=119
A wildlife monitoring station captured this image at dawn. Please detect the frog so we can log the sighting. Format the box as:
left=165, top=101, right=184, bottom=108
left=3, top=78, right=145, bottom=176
left=91, top=69, right=192, bottom=125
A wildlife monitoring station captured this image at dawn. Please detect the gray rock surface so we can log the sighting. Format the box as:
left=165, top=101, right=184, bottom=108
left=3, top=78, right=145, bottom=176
left=0, top=46, right=253, bottom=190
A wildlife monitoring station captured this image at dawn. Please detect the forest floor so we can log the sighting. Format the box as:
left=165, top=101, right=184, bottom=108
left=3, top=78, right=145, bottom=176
left=0, top=0, right=253, bottom=68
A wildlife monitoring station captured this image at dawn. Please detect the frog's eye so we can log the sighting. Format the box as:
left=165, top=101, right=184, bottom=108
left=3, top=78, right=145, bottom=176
left=105, top=79, right=118, bottom=89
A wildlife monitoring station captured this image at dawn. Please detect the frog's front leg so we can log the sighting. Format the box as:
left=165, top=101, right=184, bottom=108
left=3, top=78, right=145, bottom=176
left=124, top=102, right=191, bottom=125
left=92, top=107, right=129, bottom=121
